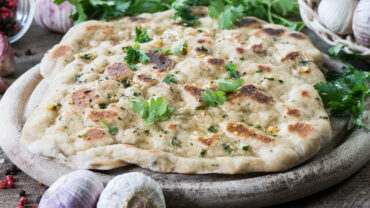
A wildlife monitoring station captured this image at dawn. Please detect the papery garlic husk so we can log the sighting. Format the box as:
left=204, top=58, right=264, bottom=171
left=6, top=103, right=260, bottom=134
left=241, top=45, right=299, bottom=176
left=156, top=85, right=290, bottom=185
left=34, top=0, right=74, bottom=33
left=97, top=172, right=166, bottom=208
left=353, top=0, right=370, bottom=47
left=39, top=170, right=104, bottom=208
left=318, top=0, right=358, bottom=35
left=0, top=35, right=15, bottom=76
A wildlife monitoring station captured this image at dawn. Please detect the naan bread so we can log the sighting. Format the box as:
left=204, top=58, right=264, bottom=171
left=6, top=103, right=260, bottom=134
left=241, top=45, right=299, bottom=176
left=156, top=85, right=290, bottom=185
left=22, top=8, right=331, bottom=173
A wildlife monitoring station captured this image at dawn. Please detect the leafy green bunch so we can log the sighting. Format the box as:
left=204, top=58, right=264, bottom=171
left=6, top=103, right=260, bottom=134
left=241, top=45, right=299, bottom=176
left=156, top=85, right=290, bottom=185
left=54, top=0, right=304, bottom=31
left=314, top=65, right=370, bottom=130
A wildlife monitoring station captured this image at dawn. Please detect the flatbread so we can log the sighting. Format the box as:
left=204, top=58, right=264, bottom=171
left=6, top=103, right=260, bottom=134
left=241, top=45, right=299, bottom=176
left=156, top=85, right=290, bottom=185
left=21, top=8, right=331, bottom=173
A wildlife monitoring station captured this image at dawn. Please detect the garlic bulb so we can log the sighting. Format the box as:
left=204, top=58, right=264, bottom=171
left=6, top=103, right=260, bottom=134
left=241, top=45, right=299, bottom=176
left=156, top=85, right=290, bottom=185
left=318, top=0, right=358, bottom=35
left=34, top=0, right=75, bottom=33
left=97, top=172, right=166, bottom=208
left=353, top=0, right=370, bottom=47
left=0, top=35, right=15, bottom=76
left=39, top=170, right=104, bottom=208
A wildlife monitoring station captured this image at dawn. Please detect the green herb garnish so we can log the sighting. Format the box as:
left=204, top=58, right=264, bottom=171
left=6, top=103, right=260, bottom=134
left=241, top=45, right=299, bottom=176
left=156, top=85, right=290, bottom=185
left=98, top=118, right=118, bottom=136
left=135, top=26, right=151, bottom=43
left=225, top=63, right=239, bottom=79
left=314, top=65, right=369, bottom=130
left=208, top=125, right=217, bottom=133
left=129, top=97, right=175, bottom=125
left=264, top=77, right=275, bottom=81
left=328, top=43, right=364, bottom=61
left=223, top=144, right=232, bottom=154
left=242, top=145, right=250, bottom=151
left=172, top=0, right=199, bottom=26
left=124, top=43, right=149, bottom=69
left=200, top=149, right=207, bottom=156
left=201, top=88, right=227, bottom=107
left=216, top=78, right=244, bottom=93
left=172, top=39, right=187, bottom=55
left=163, top=75, right=177, bottom=84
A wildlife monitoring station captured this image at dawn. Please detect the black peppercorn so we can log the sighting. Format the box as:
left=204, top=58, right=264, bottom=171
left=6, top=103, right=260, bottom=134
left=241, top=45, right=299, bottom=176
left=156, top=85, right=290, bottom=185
left=19, top=190, right=26, bottom=197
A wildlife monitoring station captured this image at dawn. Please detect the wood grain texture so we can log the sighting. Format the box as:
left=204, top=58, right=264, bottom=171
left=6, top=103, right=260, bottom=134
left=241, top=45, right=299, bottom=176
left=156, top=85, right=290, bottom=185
left=0, top=23, right=368, bottom=208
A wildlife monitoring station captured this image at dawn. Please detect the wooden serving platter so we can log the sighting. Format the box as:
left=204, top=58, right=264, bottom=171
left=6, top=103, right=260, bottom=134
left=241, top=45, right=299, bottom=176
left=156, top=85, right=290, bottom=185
left=0, top=57, right=369, bottom=207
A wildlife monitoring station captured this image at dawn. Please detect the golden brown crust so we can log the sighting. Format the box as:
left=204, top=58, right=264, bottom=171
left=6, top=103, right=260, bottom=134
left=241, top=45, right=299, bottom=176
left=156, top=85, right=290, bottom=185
left=288, top=123, right=314, bottom=139
left=225, top=123, right=275, bottom=143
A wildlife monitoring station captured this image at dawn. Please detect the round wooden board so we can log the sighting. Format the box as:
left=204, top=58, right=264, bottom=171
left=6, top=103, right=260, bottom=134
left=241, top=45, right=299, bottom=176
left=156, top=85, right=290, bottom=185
left=0, top=59, right=369, bottom=207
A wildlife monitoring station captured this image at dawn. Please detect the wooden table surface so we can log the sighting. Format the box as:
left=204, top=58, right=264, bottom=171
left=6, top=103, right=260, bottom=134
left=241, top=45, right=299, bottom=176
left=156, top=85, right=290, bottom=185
left=0, top=23, right=369, bottom=208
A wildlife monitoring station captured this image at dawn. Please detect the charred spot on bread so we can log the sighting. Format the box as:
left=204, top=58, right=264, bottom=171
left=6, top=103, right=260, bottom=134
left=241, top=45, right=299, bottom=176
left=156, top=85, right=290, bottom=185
left=71, top=88, right=98, bottom=107
left=207, top=58, right=224, bottom=66
left=262, top=28, right=285, bottom=36
left=289, top=33, right=305, bottom=40
left=228, top=85, right=272, bottom=104
left=251, top=44, right=263, bottom=53
left=236, top=47, right=245, bottom=54
left=197, top=135, right=217, bottom=146
left=129, top=17, right=147, bottom=22
left=226, top=123, right=275, bottom=143
left=184, top=85, right=204, bottom=102
left=52, top=45, right=70, bottom=58
left=287, top=108, right=301, bottom=118
left=106, top=63, right=132, bottom=81
left=147, top=50, right=172, bottom=72
left=84, top=128, right=106, bottom=141
left=281, top=51, right=300, bottom=62
left=137, top=74, right=154, bottom=83
left=88, top=109, right=118, bottom=124
left=237, top=18, right=257, bottom=27
left=288, top=122, right=314, bottom=138
left=257, top=65, right=272, bottom=72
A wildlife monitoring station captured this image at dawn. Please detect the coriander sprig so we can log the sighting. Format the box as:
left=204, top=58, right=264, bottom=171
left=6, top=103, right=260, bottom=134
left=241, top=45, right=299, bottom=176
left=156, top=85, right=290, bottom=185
left=98, top=118, right=118, bottom=135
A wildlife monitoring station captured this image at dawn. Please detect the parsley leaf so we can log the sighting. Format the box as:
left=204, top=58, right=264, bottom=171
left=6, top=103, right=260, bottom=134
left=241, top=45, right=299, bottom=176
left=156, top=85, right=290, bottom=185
left=129, top=97, right=175, bottom=125
left=201, top=88, right=227, bottom=107
left=172, top=39, right=187, bottom=55
left=328, top=43, right=364, bottom=61
left=225, top=63, right=239, bottom=79
left=172, top=0, right=199, bottom=26
left=314, top=65, right=370, bottom=130
left=216, top=78, right=244, bottom=93
left=218, top=5, right=244, bottom=29
left=98, top=118, right=118, bottom=135
left=163, top=75, right=177, bottom=84
left=124, top=43, right=149, bottom=69
left=135, top=26, right=152, bottom=43
left=208, top=0, right=225, bottom=19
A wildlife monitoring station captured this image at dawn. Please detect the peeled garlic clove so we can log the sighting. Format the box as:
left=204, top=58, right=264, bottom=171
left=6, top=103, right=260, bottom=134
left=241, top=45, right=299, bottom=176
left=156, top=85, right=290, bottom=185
left=353, top=0, right=370, bottom=47
left=97, top=172, right=166, bottom=208
left=318, top=0, right=358, bottom=35
left=0, top=35, right=15, bottom=76
left=39, top=170, right=104, bottom=208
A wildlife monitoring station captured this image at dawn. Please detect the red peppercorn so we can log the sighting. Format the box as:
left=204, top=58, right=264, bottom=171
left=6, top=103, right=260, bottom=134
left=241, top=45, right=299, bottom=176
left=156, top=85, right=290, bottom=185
left=0, top=180, right=7, bottom=189
left=19, top=197, right=28, bottom=205
left=38, top=182, right=44, bottom=186
left=6, top=175, right=14, bottom=181
left=17, top=206, right=25, bottom=208
left=17, top=201, right=23, bottom=206
left=7, top=180, right=14, bottom=188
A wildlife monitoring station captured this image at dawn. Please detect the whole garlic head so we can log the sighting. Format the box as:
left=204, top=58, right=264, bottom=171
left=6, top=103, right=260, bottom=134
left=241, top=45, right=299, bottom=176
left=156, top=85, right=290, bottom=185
left=353, top=0, right=370, bottom=47
left=318, top=0, right=358, bottom=35
left=97, top=172, right=166, bottom=208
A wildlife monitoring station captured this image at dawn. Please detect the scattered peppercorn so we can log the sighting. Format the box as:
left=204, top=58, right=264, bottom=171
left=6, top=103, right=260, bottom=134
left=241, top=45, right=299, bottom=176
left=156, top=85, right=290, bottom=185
left=19, top=197, right=28, bottom=205
left=0, top=0, right=20, bottom=37
left=24, top=49, right=32, bottom=56
left=3, top=169, right=11, bottom=176
left=36, top=195, right=42, bottom=203
left=19, top=190, right=26, bottom=197
left=10, top=164, right=19, bottom=174
left=38, top=181, right=44, bottom=186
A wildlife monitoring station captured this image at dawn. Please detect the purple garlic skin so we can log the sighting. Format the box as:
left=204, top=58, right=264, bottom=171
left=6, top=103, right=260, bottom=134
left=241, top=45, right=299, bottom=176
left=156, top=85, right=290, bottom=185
left=353, top=0, right=370, bottom=47
left=0, top=77, right=9, bottom=94
left=39, top=170, right=104, bottom=208
left=0, top=35, right=15, bottom=76
left=34, top=0, right=74, bottom=33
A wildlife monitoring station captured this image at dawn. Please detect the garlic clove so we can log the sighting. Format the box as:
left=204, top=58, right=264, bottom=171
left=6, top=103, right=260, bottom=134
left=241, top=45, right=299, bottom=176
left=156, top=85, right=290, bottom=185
left=0, top=35, right=15, bottom=76
left=39, top=170, right=104, bottom=208
left=97, top=172, right=166, bottom=208
left=353, top=0, right=370, bottom=47
left=318, top=0, right=358, bottom=35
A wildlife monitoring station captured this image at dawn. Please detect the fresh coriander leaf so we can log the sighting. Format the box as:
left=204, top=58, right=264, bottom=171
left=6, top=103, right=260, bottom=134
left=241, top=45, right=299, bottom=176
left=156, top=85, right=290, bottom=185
left=200, top=149, right=207, bottom=156
left=314, top=65, right=370, bottom=130
left=124, top=43, right=149, bottom=69
left=98, top=118, right=118, bottom=135
left=135, top=26, right=152, bottom=43
left=172, top=39, right=187, bottom=55
left=256, top=69, right=262, bottom=73
left=225, top=63, right=239, bottom=79
left=208, top=0, right=225, bottom=19
left=216, top=78, right=244, bottom=93
left=139, top=50, right=149, bottom=64
left=201, top=88, right=227, bottom=107
left=328, top=43, right=364, bottom=61
left=163, top=75, right=177, bottom=84
left=129, top=97, right=175, bottom=125
left=242, top=145, right=250, bottom=151
left=172, top=0, right=199, bottom=26
left=154, top=48, right=172, bottom=56
left=218, top=5, right=244, bottom=29
left=272, top=0, right=294, bottom=16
